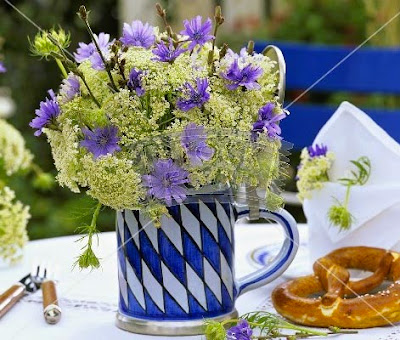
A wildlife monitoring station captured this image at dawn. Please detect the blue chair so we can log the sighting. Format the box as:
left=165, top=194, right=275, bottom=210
left=255, top=41, right=400, bottom=149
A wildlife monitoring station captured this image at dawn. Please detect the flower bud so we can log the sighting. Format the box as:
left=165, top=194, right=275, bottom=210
left=78, top=5, right=88, bottom=21
left=30, top=29, right=71, bottom=60
left=32, top=172, right=55, bottom=191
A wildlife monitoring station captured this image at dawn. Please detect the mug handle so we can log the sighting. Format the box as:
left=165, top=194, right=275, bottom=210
left=235, top=206, right=299, bottom=296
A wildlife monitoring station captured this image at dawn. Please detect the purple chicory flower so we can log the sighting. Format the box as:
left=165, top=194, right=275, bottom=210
left=0, top=61, right=6, bottom=73
left=252, top=103, right=286, bottom=140
left=90, top=51, right=106, bottom=71
left=60, top=73, right=81, bottom=102
left=30, top=90, right=60, bottom=136
left=181, top=123, right=214, bottom=165
left=74, top=32, right=113, bottom=70
left=128, top=68, right=145, bottom=96
left=180, top=16, right=214, bottom=50
left=307, top=144, right=328, bottom=158
left=177, top=78, right=210, bottom=111
left=226, top=47, right=248, bottom=63
left=80, top=125, right=121, bottom=159
left=226, top=320, right=253, bottom=340
left=152, top=39, right=186, bottom=63
left=221, top=59, right=263, bottom=90
left=142, top=159, right=189, bottom=206
left=120, top=20, right=155, bottom=48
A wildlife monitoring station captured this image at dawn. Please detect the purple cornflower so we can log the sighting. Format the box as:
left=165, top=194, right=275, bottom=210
left=90, top=52, right=106, bottom=71
left=74, top=33, right=112, bottom=70
left=221, top=59, right=263, bottom=90
left=0, top=61, right=6, bottom=73
left=307, top=144, right=328, bottom=158
left=227, top=47, right=248, bottom=62
left=128, top=68, right=145, bottom=96
left=142, top=159, right=189, bottom=206
left=252, top=103, right=286, bottom=141
left=226, top=320, right=253, bottom=340
left=152, top=39, right=186, bottom=63
left=120, top=20, right=155, bottom=48
left=80, top=125, right=121, bottom=159
left=177, top=78, right=210, bottom=111
left=181, top=123, right=214, bottom=166
left=30, top=90, right=60, bottom=136
left=180, top=16, right=214, bottom=50
left=60, top=74, right=81, bottom=102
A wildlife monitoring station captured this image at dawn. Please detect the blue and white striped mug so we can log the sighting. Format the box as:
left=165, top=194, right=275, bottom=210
left=115, top=189, right=298, bottom=335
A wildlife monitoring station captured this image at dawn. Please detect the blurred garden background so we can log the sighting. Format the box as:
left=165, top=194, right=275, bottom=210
left=0, top=0, right=399, bottom=240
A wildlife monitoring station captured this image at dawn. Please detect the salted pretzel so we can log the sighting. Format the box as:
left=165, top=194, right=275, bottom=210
left=272, top=247, right=400, bottom=328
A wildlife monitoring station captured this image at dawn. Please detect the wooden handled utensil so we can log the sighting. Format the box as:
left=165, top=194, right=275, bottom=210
left=30, top=264, right=62, bottom=325
left=0, top=269, right=43, bottom=319
left=42, top=279, right=61, bottom=324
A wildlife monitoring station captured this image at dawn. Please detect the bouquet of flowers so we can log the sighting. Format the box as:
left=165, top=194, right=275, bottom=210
left=29, top=5, right=288, bottom=268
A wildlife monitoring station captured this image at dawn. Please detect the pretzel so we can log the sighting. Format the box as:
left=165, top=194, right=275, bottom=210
left=272, top=247, right=400, bottom=328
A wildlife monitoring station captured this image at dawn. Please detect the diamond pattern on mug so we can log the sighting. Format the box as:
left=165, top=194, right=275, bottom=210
left=125, top=210, right=140, bottom=248
left=142, top=260, right=165, bottom=312
left=160, top=214, right=183, bottom=255
left=199, top=201, right=219, bottom=241
left=186, top=263, right=207, bottom=310
left=126, top=259, right=146, bottom=309
left=220, top=251, right=234, bottom=300
left=180, top=204, right=202, bottom=248
left=140, top=213, right=159, bottom=250
left=203, top=258, right=222, bottom=303
left=117, top=200, right=236, bottom=318
left=161, top=263, right=189, bottom=313
left=118, top=260, right=129, bottom=308
left=215, top=199, right=233, bottom=242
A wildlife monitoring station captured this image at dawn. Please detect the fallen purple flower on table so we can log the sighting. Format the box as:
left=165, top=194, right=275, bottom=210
left=0, top=61, right=6, bottom=73
left=60, top=74, right=81, bottom=102
left=127, top=68, right=145, bottom=96
left=252, top=103, right=286, bottom=140
left=221, top=59, right=263, bottom=90
left=177, top=78, right=210, bottom=111
left=181, top=123, right=214, bottom=165
left=30, top=90, right=60, bottom=136
left=142, top=159, right=189, bottom=206
left=226, top=320, right=253, bottom=340
left=80, top=125, right=121, bottom=159
left=180, top=16, right=214, bottom=50
left=120, top=20, right=155, bottom=48
left=74, top=32, right=112, bottom=70
left=307, top=144, right=328, bottom=158
left=152, top=39, right=186, bottom=63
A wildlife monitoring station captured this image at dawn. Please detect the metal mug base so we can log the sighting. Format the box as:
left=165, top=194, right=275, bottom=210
left=115, top=309, right=239, bottom=336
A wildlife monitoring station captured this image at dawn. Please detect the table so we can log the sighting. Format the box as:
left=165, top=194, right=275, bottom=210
left=1, top=223, right=398, bottom=340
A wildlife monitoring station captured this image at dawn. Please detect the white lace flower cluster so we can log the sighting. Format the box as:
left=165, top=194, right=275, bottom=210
left=0, top=118, right=33, bottom=176
left=296, top=146, right=335, bottom=201
left=0, top=186, right=30, bottom=263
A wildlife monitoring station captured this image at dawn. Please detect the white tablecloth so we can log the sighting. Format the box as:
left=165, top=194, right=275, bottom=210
left=0, top=223, right=398, bottom=340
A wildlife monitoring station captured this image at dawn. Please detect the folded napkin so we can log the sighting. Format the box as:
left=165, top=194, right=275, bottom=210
left=303, top=102, right=400, bottom=261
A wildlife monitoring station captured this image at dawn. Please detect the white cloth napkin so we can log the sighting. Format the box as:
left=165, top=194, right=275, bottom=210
left=304, top=102, right=400, bottom=259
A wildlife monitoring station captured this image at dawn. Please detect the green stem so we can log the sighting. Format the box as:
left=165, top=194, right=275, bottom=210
left=89, top=202, right=102, bottom=235
left=55, top=58, right=68, bottom=78
left=30, top=163, right=44, bottom=177
left=79, top=74, right=101, bottom=108
left=344, top=184, right=352, bottom=207
left=81, top=18, right=118, bottom=92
